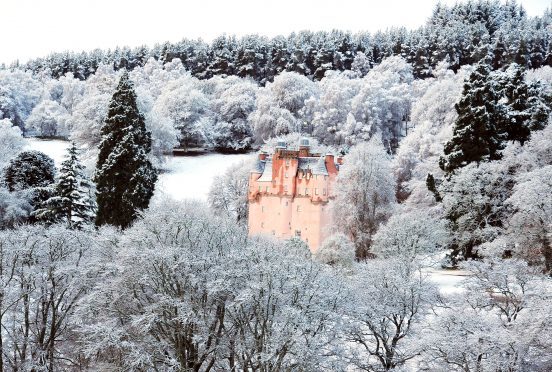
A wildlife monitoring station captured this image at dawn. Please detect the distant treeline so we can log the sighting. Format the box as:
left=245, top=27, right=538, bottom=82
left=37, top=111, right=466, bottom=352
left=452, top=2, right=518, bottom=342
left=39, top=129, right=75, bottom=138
left=6, top=0, right=552, bottom=82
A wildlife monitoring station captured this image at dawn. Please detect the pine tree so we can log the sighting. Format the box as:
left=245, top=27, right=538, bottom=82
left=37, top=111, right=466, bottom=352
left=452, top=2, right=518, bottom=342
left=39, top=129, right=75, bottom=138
left=34, top=142, right=96, bottom=228
left=495, top=64, right=531, bottom=144
left=439, top=61, right=502, bottom=174
left=94, top=71, right=158, bottom=229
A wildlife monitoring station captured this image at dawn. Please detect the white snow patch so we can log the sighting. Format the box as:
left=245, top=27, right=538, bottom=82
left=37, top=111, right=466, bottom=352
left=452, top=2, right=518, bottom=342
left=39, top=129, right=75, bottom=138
left=25, top=138, right=70, bottom=166
left=153, top=153, right=253, bottom=201
left=424, top=268, right=470, bottom=294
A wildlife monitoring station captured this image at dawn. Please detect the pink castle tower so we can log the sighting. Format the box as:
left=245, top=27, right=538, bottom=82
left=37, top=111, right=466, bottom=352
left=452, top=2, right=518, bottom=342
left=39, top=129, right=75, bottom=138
left=247, top=138, right=341, bottom=252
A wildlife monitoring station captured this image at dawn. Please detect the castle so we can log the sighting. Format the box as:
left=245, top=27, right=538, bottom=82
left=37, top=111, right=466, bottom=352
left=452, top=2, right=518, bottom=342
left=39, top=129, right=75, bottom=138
left=247, top=139, right=341, bottom=252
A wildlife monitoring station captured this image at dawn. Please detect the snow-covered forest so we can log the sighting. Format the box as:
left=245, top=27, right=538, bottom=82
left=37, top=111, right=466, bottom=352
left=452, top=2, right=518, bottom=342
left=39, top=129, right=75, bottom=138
left=0, top=0, right=551, bottom=370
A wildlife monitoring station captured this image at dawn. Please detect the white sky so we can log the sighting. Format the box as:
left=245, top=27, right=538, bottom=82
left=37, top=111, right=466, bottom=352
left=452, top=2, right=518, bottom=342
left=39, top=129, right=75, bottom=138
left=1, top=0, right=550, bottom=65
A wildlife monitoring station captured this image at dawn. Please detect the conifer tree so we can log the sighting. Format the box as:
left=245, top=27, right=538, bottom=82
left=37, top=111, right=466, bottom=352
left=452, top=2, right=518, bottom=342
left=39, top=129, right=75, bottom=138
left=34, top=142, right=96, bottom=228
left=439, top=61, right=502, bottom=174
left=94, top=71, right=158, bottom=228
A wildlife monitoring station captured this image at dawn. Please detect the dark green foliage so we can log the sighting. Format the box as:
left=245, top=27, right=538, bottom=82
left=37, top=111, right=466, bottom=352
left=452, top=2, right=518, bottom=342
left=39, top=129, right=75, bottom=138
left=34, top=143, right=96, bottom=228
left=94, top=71, right=158, bottom=229
left=426, top=173, right=442, bottom=202
left=3, top=150, right=55, bottom=191
left=440, top=62, right=502, bottom=173
left=440, top=61, right=552, bottom=174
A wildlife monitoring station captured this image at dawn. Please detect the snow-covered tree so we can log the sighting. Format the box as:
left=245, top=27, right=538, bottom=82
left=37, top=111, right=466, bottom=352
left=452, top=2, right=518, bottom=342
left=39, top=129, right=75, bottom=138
left=345, top=259, right=439, bottom=371
left=440, top=161, right=512, bottom=264
left=348, top=56, right=413, bottom=151
left=0, top=187, right=32, bottom=228
left=372, top=209, right=449, bottom=261
left=351, top=51, right=372, bottom=77
left=77, top=200, right=345, bottom=370
left=0, top=69, right=42, bottom=130
left=308, top=71, right=361, bottom=145
left=506, top=166, right=552, bottom=273
left=135, top=87, right=179, bottom=165
left=0, top=224, right=99, bottom=370
left=0, top=119, right=26, bottom=169
left=208, top=158, right=253, bottom=224
left=34, top=143, right=96, bottom=228
left=249, top=71, right=317, bottom=142
left=423, top=259, right=552, bottom=371
left=207, top=76, right=257, bottom=152
left=94, top=71, right=157, bottom=228
left=70, top=93, right=112, bottom=151
left=332, top=137, right=396, bottom=259
left=152, top=75, right=210, bottom=149
left=315, top=233, right=355, bottom=268
left=25, top=99, right=71, bottom=137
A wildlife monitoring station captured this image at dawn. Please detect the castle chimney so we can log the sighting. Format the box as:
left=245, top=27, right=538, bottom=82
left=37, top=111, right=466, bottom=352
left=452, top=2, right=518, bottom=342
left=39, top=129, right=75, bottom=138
left=299, top=138, right=310, bottom=157
left=275, top=141, right=287, bottom=157
left=325, top=154, right=337, bottom=174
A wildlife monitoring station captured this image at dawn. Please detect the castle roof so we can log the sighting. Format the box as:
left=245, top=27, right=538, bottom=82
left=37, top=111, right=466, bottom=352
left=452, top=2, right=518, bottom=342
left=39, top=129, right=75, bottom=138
left=251, top=159, right=266, bottom=174
left=298, top=156, right=328, bottom=176
left=257, top=159, right=273, bottom=182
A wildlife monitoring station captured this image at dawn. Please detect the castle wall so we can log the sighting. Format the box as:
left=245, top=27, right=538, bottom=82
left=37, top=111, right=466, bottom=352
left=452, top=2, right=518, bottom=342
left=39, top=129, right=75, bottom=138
left=247, top=145, right=339, bottom=253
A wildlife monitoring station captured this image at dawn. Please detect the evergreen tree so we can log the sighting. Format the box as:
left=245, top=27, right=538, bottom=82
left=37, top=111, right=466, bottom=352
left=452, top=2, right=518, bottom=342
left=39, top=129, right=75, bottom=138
left=439, top=61, right=502, bottom=174
left=94, top=71, right=158, bottom=229
left=34, top=142, right=96, bottom=228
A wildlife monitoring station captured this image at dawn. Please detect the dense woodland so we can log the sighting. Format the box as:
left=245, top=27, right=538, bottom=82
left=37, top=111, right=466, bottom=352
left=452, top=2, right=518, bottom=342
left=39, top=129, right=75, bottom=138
left=0, top=0, right=551, bottom=371
left=4, top=0, right=552, bottom=83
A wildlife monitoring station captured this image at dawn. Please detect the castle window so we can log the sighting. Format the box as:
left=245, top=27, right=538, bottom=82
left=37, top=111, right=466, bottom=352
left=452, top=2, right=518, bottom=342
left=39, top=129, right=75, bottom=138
left=261, top=222, right=264, bottom=228
left=297, top=205, right=302, bottom=212
left=315, top=188, right=318, bottom=195
left=285, top=172, right=289, bottom=178
left=285, top=158, right=290, bottom=166
left=265, top=186, right=269, bottom=193
left=284, top=185, right=288, bottom=193
left=295, top=230, right=301, bottom=237
left=305, top=188, right=309, bottom=195
left=261, top=206, right=265, bottom=213
left=285, top=201, right=288, bottom=206
left=323, top=188, right=327, bottom=195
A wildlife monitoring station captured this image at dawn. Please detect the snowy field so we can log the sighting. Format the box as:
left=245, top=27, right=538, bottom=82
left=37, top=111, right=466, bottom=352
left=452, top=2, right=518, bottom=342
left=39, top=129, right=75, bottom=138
left=25, top=138, right=70, bottom=165
left=26, top=138, right=252, bottom=201
left=153, top=152, right=252, bottom=201
left=424, top=268, right=469, bottom=294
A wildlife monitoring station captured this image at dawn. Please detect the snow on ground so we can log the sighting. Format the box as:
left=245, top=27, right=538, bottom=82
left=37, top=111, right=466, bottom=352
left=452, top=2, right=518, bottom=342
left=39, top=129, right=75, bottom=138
left=26, top=138, right=253, bottom=201
left=424, top=268, right=470, bottom=294
left=26, top=138, right=70, bottom=166
left=154, top=152, right=253, bottom=201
